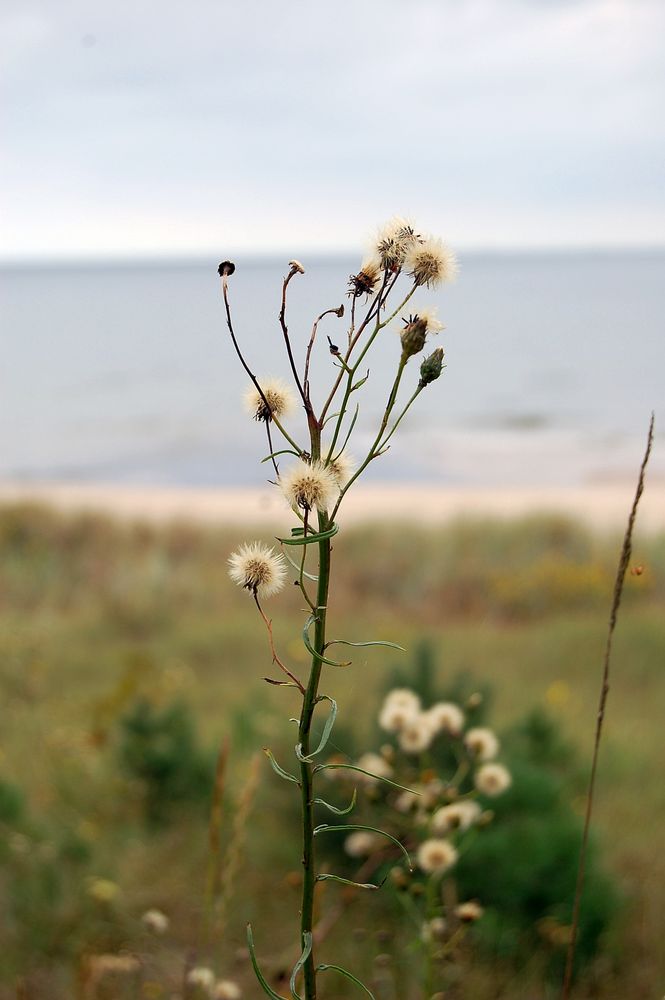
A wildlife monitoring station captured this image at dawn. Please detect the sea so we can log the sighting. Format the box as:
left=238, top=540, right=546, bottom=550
left=1, top=252, right=663, bottom=488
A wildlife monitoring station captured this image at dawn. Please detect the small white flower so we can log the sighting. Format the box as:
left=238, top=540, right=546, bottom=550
left=398, top=714, right=435, bottom=754
left=464, top=727, right=499, bottom=761
left=405, top=236, right=458, bottom=288
left=417, top=838, right=458, bottom=875
left=425, top=702, right=465, bottom=736
left=186, top=967, right=216, bottom=990
left=455, top=900, right=484, bottom=922
left=431, top=801, right=481, bottom=835
left=344, top=831, right=381, bottom=858
left=475, top=763, right=512, bottom=797
left=228, top=542, right=287, bottom=599
left=243, top=377, right=295, bottom=423
left=214, top=981, right=242, bottom=1000
left=279, top=459, right=337, bottom=513
left=141, top=908, right=169, bottom=934
left=355, top=752, right=393, bottom=784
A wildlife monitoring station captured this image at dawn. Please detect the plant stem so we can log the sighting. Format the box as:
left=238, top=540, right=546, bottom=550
left=298, top=508, right=332, bottom=1000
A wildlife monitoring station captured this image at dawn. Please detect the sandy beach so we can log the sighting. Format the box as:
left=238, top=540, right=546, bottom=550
left=1, top=480, right=663, bottom=532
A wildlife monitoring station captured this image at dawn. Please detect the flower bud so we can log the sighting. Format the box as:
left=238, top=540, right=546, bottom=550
left=400, top=315, right=428, bottom=360
left=418, top=347, right=445, bottom=388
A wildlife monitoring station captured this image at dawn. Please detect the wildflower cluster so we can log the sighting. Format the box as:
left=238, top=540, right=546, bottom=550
left=219, top=217, right=457, bottom=1000
left=327, top=687, right=512, bottom=995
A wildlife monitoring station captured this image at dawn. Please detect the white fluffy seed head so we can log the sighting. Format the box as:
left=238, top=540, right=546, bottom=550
left=417, top=838, right=459, bottom=875
left=425, top=702, right=465, bottom=736
left=214, top=981, right=242, bottom=1000
left=326, top=449, right=355, bottom=488
left=279, top=459, right=337, bottom=513
left=141, top=908, right=169, bottom=934
left=405, top=236, right=458, bottom=288
left=374, top=216, right=421, bottom=270
left=344, top=830, right=381, bottom=858
left=455, top=900, right=484, bottom=922
left=414, top=306, right=444, bottom=334
left=379, top=701, right=418, bottom=733
left=474, top=763, right=512, bottom=797
left=384, top=689, right=421, bottom=712
left=355, top=752, right=393, bottom=785
left=398, top=714, right=435, bottom=754
left=431, top=801, right=481, bottom=835
left=228, top=542, right=287, bottom=599
left=243, top=378, right=295, bottom=423
left=464, top=727, right=500, bottom=761
left=186, top=967, right=216, bottom=990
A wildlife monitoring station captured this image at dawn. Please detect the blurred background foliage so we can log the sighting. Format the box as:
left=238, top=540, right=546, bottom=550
left=0, top=503, right=663, bottom=998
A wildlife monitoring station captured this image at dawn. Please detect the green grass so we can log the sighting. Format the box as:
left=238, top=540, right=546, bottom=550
left=0, top=502, right=663, bottom=999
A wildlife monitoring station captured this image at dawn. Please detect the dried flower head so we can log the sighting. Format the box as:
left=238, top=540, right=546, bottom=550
left=425, top=701, right=465, bottom=736
left=464, top=727, right=499, bottom=761
left=217, top=260, right=235, bottom=277
left=431, top=801, right=481, bottom=835
left=384, top=688, right=421, bottom=712
left=398, top=714, right=435, bottom=754
left=355, top=752, right=393, bottom=784
left=349, top=257, right=383, bottom=298
left=375, top=216, right=420, bottom=270
left=280, top=459, right=337, bottom=513
left=214, top=981, right=242, bottom=1000
left=416, top=306, right=444, bottom=334
left=327, top=449, right=355, bottom=488
left=455, top=900, right=484, bottom=922
left=417, top=838, right=458, bottom=875
left=244, top=378, right=295, bottom=423
left=289, top=259, right=305, bottom=274
left=141, top=908, right=169, bottom=934
left=475, top=763, right=512, bottom=797
left=228, top=542, right=287, bottom=599
left=406, top=236, right=458, bottom=288
left=344, top=830, right=381, bottom=858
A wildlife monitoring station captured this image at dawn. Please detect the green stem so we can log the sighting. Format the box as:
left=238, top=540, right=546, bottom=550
left=298, top=507, right=332, bottom=1000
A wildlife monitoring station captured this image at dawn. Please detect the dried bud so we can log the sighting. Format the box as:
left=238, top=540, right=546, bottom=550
left=400, top=315, right=428, bottom=360
left=327, top=335, right=340, bottom=356
left=334, top=303, right=345, bottom=318
left=418, top=347, right=445, bottom=387
left=217, top=260, right=235, bottom=277
left=289, top=259, right=305, bottom=274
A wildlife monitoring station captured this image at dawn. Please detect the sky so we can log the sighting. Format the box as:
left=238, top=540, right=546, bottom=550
left=2, top=0, right=665, bottom=258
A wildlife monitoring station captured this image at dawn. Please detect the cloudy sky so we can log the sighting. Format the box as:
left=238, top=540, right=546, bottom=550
left=2, top=0, right=664, bottom=258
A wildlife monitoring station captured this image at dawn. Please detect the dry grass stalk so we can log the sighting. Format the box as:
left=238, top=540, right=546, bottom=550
left=561, top=412, right=655, bottom=999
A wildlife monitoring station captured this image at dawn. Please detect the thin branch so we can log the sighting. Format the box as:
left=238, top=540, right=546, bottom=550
left=253, top=594, right=306, bottom=695
left=304, top=306, right=344, bottom=404
left=279, top=265, right=308, bottom=407
left=561, top=412, right=654, bottom=999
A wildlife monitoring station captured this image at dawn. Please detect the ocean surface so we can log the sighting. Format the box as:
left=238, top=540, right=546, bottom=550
left=1, top=252, right=663, bottom=488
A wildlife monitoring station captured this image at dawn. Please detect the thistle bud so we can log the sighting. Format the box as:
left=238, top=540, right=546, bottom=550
left=418, top=347, right=445, bottom=388
left=400, top=315, right=428, bottom=360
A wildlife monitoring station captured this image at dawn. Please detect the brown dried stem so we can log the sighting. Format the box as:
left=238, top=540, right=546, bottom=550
left=561, top=412, right=654, bottom=999
left=254, top=594, right=306, bottom=694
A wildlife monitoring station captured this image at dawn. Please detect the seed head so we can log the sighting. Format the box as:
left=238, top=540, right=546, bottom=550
left=425, top=701, right=464, bottom=736
left=186, top=967, right=216, bottom=990
left=398, top=713, right=435, bottom=754
left=326, top=449, right=355, bottom=488
left=289, top=259, right=305, bottom=274
left=474, top=763, right=512, bottom=797
left=355, top=752, right=393, bottom=785
left=217, top=260, right=236, bottom=277
left=349, top=257, right=383, bottom=298
left=464, top=727, right=499, bottom=761
left=375, top=216, right=421, bottom=270
left=416, top=838, right=458, bottom=875
left=455, top=900, right=484, bottom=922
left=405, top=236, right=458, bottom=288
left=228, top=542, right=287, bottom=599
left=400, top=314, right=428, bottom=360
left=141, top=908, right=170, bottom=934
left=244, top=378, right=295, bottom=423
left=431, top=801, right=481, bottom=835
left=214, top=982, right=242, bottom=1000
left=280, top=459, right=337, bottom=513
left=345, top=830, right=381, bottom=858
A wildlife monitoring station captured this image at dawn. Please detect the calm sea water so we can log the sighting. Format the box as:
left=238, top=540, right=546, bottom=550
left=1, top=253, right=663, bottom=487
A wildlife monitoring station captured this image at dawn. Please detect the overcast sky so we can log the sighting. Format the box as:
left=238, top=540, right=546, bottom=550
left=2, top=0, right=664, bottom=258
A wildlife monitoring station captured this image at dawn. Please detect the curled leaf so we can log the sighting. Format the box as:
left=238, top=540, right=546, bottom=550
left=246, top=924, right=288, bottom=1000
left=316, top=963, right=376, bottom=998
left=290, top=932, right=312, bottom=1000
left=313, top=823, right=412, bottom=870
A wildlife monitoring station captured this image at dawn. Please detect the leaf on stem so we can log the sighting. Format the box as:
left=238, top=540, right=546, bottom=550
left=278, top=523, right=339, bottom=547
left=303, top=616, right=351, bottom=666
left=313, top=823, right=412, bottom=870
left=314, top=762, right=421, bottom=796
left=316, top=872, right=385, bottom=891
left=263, top=748, right=300, bottom=785
left=289, top=931, right=312, bottom=1000
left=280, top=547, right=319, bottom=582
left=295, top=696, right=337, bottom=762
left=316, top=964, right=376, bottom=998
left=312, top=788, right=357, bottom=815
left=325, top=639, right=406, bottom=652
left=261, top=448, right=301, bottom=464
left=246, top=924, right=289, bottom=1000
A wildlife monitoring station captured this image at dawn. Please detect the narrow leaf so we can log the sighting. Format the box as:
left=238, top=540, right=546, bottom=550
left=246, top=924, right=288, bottom=1000
left=316, top=964, right=376, bottom=998
left=316, top=872, right=384, bottom=890
left=261, top=448, right=300, bottom=464
left=289, top=932, right=312, bottom=1000
left=326, top=639, right=406, bottom=652
left=281, top=547, right=319, bottom=581
left=314, top=762, right=421, bottom=795
left=314, top=823, right=412, bottom=870
left=313, top=788, right=357, bottom=815
left=263, top=748, right=300, bottom=785
left=278, top=523, right=339, bottom=546
left=303, top=615, right=351, bottom=667
left=295, top=696, right=337, bottom=762
left=350, top=371, right=370, bottom=392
